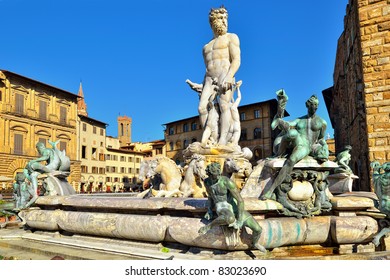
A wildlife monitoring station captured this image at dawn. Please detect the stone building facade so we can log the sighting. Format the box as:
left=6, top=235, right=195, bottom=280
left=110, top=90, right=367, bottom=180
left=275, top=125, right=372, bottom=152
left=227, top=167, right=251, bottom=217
left=78, top=114, right=108, bottom=192
left=164, top=99, right=281, bottom=165
left=76, top=83, right=108, bottom=193
left=322, top=0, right=390, bottom=191
left=105, top=136, right=144, bottom=191
left=0, top=70, right=81, bottom=192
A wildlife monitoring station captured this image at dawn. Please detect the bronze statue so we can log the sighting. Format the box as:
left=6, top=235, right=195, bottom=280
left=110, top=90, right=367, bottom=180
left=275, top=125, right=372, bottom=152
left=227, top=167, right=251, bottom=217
left=261, top=93, right=329, bottom=200
left=199, top=162, right=266, bottom=252
left=371, top=161, right=390, bottom=246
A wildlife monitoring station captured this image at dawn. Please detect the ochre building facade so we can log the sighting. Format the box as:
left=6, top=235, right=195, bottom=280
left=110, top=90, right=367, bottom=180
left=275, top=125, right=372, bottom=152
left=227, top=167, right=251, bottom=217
left=0, top=70, right=81, bottom=190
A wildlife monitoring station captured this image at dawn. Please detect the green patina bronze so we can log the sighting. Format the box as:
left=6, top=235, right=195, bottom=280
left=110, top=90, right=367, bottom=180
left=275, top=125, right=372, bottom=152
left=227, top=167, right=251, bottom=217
left=371, top=161, right=390, bottom=246
left=199, top=162, right=266, bottom=252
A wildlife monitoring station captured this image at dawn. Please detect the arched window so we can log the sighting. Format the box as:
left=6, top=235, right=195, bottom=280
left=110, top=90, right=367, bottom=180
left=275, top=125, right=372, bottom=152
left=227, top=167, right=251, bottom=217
left=254, top=128, right=262, bottom=139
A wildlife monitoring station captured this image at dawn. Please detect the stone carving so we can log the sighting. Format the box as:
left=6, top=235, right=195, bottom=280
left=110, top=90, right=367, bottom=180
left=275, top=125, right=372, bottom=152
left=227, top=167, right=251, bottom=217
left=261, top=92, right=329, bottom=201
left=186, top=5, right=242, bottom=147
left=186, top=78, right=243, bottom=147
left=275, top=170, right=331, bottom=218
left=138, top=156, right=183, bottom=198
left=180, top=154, right=207, bottom=198
left=199, top=162, right=266, bottom=252
left=22, top=140, right=74, bottom=208
left=371, top=161, right=390, bottom=246
left=222, top=157, right=240, bottom=179
left=138, top=155, right=207, bottom=198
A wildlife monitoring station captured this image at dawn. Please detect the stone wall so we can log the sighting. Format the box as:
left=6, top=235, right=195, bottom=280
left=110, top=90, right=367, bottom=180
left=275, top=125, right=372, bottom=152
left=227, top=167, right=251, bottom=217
left=359, top=0, right=390, bottom=169
left=325, top=0, right=390, bottom=191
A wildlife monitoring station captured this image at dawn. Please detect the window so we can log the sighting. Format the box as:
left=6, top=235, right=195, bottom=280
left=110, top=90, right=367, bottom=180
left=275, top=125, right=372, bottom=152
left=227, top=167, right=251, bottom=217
left=254, top=128, right=262, bottom=139
left=106, top=177, right=111, bottom=183
left=92, top=147, right=97, bottom=160
left=39, top=100, right=47, bottom=120
left=121, top=167, right=125, bottom=173
left=191, top=122, right=197, bottom=131
left=169, top=127, right=174, bottom=135
left=100, top=142, right=103, bottom=147
left=38, top=138, right=47, bottom=147
left=120, top=156, right=126, bottom=162
left=99, top=168, right=105, bottom=174
left=240, top=112, right=246, bottom=121
left=93, top=126, right=97, bottom=134
left=99, top=153, right=105, bottom=161
left=92, top=167, right=98, bottom=174
left=106, top=154, right=111, bottom=160
left=83, top=123, right=87, bottom=131
left=136, top=158, right=141, bottom=163
left=128, top=157, right=133, bottom=162
left=191, top=138, right=197, bottom=143
left=81, top=165, right=87, bottom=173
left=183, top=123, right=189, bottom=132
left=100, top=128, right=104, bottom=136
left=14, top=133, right=23, bottom=155
left=59, top=141, right=67, bottom=152
left=169, top=142, right=174, bottom=151
left=239, top=129, right=247, bottom=141
left=59, top=106, right=67, bottom=124
left=82, top=146, right=87, bottom=159
left=128, top=168, right=132, bottom=173
left=120, top=123, right=124, bottom=136
left=15, top=93, right=24, bottom=114
left=254, top=109, right=261, bottom=119
left=106, top=166, right=110, bottom=172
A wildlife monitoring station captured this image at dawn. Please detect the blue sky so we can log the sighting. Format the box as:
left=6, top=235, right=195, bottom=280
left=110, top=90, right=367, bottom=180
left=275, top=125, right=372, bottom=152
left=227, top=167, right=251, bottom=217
left=1, top=0, right=348, bottom=142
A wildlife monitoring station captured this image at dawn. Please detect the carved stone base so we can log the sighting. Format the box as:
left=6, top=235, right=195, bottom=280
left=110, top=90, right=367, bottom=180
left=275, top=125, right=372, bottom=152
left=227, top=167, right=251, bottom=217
left=328, top=172, right=359, bottom=194
left=18, top=195, right=379, bottom=251
left=183, top=142, right=253, bottom=189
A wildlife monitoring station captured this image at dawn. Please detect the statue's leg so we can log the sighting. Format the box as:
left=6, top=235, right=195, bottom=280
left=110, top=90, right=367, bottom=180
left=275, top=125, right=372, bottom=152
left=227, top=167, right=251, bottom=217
left=198, top=209, right=235, bottom=235
left=218, top=94, right=233, bottom=145
left=198, top=80, right=213, bottom=129
left=261, top=145, right=309, bottom=200
left=243, top=214, right=266, bottom=252
left=30, top=162, right=51, bottom=174
left=373, top=227, right=390, bottom=247
left=24, top=172, right=39, bottom=208
left=261, top=159, right=294, bottom=200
